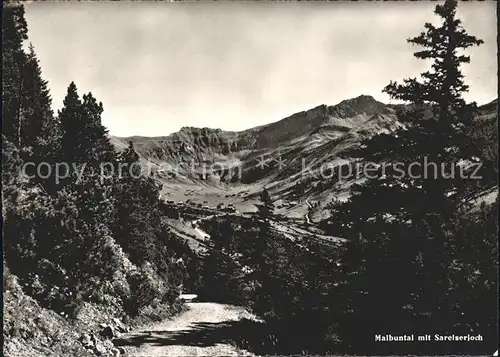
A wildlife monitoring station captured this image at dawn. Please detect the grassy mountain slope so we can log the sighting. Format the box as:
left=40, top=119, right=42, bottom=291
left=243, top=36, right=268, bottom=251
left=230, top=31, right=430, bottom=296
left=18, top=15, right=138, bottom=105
left=112, top=96, right=497, bottom=221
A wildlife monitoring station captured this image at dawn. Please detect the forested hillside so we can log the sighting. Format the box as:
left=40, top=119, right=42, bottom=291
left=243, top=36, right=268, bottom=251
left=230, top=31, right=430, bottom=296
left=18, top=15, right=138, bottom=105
left=2, top=4, right=198, bottom=356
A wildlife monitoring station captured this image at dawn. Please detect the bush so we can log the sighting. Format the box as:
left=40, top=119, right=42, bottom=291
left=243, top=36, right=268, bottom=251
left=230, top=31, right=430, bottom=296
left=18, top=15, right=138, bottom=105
left=123, top=263, right=175, bottom=316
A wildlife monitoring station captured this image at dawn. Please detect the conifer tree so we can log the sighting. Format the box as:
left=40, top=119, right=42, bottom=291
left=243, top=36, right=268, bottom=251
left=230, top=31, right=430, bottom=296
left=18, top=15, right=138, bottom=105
left=332, top=1, right=491, bottom=353
left=257, top=187, right=274, bottom=219
left=247, top=188, right=274, bottom=270
left=58, top=82, right=84, bottom=164
left=251, top=188, right=277, bottom=318
left=379, top=0, right=485, bottom=209
left=2, top=3, right=28, bottom=146
left=2, top=3, right=29, bottom=202
left=384, top=0, right=483, bottom=122
left=81, top=92, right=116, bottom=164
left=120, top=140, right=141, bottom=177
left=59, top=84, right=115, bottom=167
left=20, top=44, right=59, bottom=162
left=201, top=219, right=244, bottom=303
left=112, top=141, right=163, bottom=265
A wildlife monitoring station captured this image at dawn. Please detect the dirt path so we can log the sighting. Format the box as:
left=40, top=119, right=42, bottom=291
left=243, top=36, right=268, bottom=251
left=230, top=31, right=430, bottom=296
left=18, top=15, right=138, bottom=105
left=118, top=303, right=259, bottom=357
left=305, top=198, right=312, bottom=224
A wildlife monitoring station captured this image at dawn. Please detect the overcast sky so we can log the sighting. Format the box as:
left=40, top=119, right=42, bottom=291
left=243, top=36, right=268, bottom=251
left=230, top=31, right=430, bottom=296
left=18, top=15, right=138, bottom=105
left=25, top=1, right=496, bottom=137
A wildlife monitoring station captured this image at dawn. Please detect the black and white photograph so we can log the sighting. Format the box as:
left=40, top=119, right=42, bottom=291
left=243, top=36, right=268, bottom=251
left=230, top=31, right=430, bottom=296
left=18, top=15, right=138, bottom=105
left=2, top=0, right=498, bottom=356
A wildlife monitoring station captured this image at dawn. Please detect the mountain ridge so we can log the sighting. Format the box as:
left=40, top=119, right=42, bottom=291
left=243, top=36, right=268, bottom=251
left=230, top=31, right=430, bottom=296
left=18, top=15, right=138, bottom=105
left=110, top=95, right=497, bottom=211
left=112, top=94, right=385, bottom=139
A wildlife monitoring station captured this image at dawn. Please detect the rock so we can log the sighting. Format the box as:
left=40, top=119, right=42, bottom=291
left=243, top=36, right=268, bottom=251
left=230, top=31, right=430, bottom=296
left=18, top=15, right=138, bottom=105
left=93, top=341, right=107, bottom=356
left=112, top=318, right=127, bottom=333
left=90, top=333, right=98, bottom=344
left=103, top=339, right=115, bottom=349
left=100, top=325, right=116, bottom=339
left=79, top=333, right=93, bottom=348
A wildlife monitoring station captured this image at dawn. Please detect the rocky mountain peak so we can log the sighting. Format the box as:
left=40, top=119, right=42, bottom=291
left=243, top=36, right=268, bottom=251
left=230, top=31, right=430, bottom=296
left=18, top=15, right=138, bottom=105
left=179, top=127, right=223, bottom=135
left=329, top=94, right=387, bottom=118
